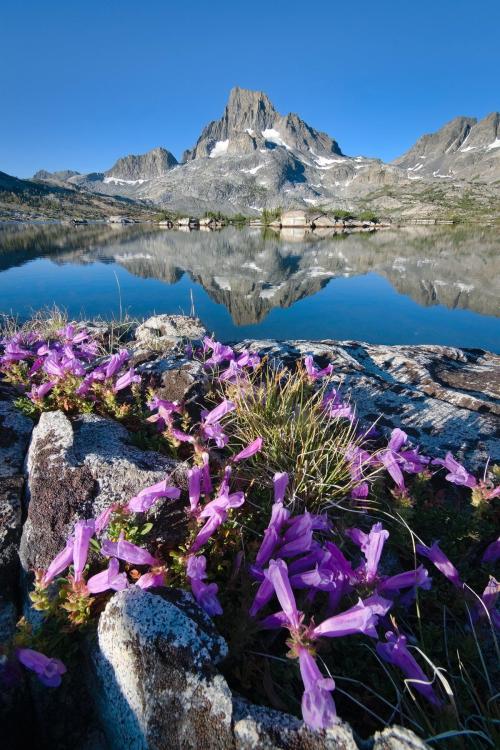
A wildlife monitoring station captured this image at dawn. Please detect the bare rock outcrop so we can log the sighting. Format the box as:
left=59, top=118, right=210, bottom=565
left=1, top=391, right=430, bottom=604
left=234, top=339, right=500, bottom=470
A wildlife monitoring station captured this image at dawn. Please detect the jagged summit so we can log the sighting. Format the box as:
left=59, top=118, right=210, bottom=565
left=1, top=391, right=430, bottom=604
left=393, top=112, right=500, bottom=181
left=182, top=86, right=342, bottom=161
left=25, top=89, right=499, bottom=218
left=104, top=146, right=178, bottom=183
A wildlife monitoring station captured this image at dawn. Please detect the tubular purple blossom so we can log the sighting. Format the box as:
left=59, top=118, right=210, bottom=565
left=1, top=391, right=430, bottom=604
left=136, top=569, right=167, bottom=589
left=346, top=522, right=389, bottom=584
left=304, top=355, right=334, bottom=381
left=73, top=519, right=95, bottom=582
left=29, top=381, right=56, bottom=401
left=104, top=349, right=129, bottom=378
left=190, top=507, right=227, bottom=553
left=297, top=646, right=337, bottom=730
left=188, top=467, right=202, bottom=512
left=87, top=557, right=128, bottom=594
left=100, top=537, right=157, bottom=566
left=113, top=367, right=141, bottom=393
left=267, top=558, right=301, bottom=632
left=416, top=541, right=462, bottom=588
left=202, top=399, right=236, bottom=425
left=432, top=452, right=477, bottom=488
left=186, top=554, right=223, bottom=616
left=17, top=648, right=67, bottom=688
left=94, top=504, right=116, bottom=535
left=376, top=631, right=442, bottom=707
left=482, top=538, right=500, bottom=564
left=273, top=472, right=289, bottom=503
left=127, top=479, right=180, bottom=513
left=42, top=539, right=75, bottom=586
left=311, top=598, right=380, bottom=639
left=231, top=437, right=263, bottom=462
left=249, top=574, right=275, bottom=617
left=378, top=565, right=431, bottom=594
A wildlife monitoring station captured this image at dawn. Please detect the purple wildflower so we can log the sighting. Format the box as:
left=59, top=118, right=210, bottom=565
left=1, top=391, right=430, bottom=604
left=73, top=519, right=95, bottom=582
left=104, top=349, right=129, bottom=378
left=376, top=631, right=442, bottom=706
left=147, top=397, right=181, bottom=430
left=477, top=577, right=500, bottom=629
left=87, top=557, right=128, bottom=594
left=17, top=648, right=67, bottom=688
left=188, top=466, right=202, bottom=512
left=127, top=479, right=180, bottom=513
left=255, top=498, right=291, bottom=569
left=100, top=536, right=157, bottom=566
left=29, top=381, right=56, bottom=401
left=378, top=565, right=431, bottom=595
left=323, top=389, right=354, bottom=421
left=249, top=574, right=276, bottom=617
left=231, top=437, right=263, bottom=462
left=42, top=539, right=75, bottom=586
left=311, top=598, right=380, bottom=639
left=432, top=452, right=477, bottom=488
left=186, top=555, right=223, bottom=616
left=113, top=367, right=141, bottom=392
left=136, top=569, right=166, bottom=589
left=273, top=472, right=289, bottom=503
left=267, top=558, right=302, bottom=631
left=304, top=355, right=333, bottom=381
left=190, top=506, right=227, bottom=553
left=416, top=542, right=462, bottom=588
left=297, top=646, right=337, bottom=730
left=94, top=504, right=116, bottom=535
left=278, top=513, right=314, bottom=558
left=203, top=338, right=235, bottom=367
left=482, top=538, right=500, bottom=564
left=346, top=522, right=389, bottom=584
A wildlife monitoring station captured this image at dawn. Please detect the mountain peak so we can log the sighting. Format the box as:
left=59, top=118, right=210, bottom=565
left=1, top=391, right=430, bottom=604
left=226, top=86, right=277, bottom=123
left=104, top=147, right=178, bottom=182
left=183, top=87, right=341, bottom=161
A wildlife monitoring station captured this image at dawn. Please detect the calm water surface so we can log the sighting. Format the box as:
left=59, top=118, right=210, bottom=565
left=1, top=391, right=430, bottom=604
left=0, top=222, right=499, bottom=351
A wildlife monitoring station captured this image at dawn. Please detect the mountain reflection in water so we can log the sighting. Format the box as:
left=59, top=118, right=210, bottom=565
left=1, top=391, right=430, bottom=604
left=0, top=223, right=499, bottom=351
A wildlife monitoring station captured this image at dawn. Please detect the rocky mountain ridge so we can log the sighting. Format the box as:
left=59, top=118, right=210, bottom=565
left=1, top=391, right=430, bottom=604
left=20, top=87, right=500, bottom=219
left=393, top=112, right=500, bottom=183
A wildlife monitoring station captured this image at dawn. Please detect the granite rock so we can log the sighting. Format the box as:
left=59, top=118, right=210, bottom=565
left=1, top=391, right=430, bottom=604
left=20, top=411, right=181, bottom=573
left=233, top=339, right=500, bottom=470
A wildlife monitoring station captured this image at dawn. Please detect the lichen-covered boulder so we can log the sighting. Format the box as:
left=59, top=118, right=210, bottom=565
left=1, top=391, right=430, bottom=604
left=20, top=411, right=183, bottom=573
left=134, top=314, right=207, bottom=353
left=232, top=697, right=358, bottom=750
left=0, top=384, right=33, bottom=595
left=89, top=587, right=232, bottom=750
left=372, top=726, right=429, bottom=750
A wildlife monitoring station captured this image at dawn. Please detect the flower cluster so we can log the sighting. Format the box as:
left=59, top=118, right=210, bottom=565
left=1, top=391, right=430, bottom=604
left=0, top=324, right=141, bottom=417
left=247, top=474, right=443, bottom=727
left=1, top=331, right=498, bottom=743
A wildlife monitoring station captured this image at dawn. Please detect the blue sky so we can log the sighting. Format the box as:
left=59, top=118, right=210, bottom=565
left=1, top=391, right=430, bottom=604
left=1, top=0, right=498, bottom=177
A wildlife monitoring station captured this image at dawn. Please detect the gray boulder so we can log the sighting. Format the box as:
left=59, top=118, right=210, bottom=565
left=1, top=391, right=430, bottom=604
left=0, top=384, right=33, bottom=595
left=88, top=587, right=232, bottom=750
left=20, top=411, right=181, bottom=573
left=134, top=314, right=207, bottom=353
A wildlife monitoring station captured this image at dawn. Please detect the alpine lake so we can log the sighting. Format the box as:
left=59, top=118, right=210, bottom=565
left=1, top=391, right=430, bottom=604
left=0, top=221, right=499, bottom=352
